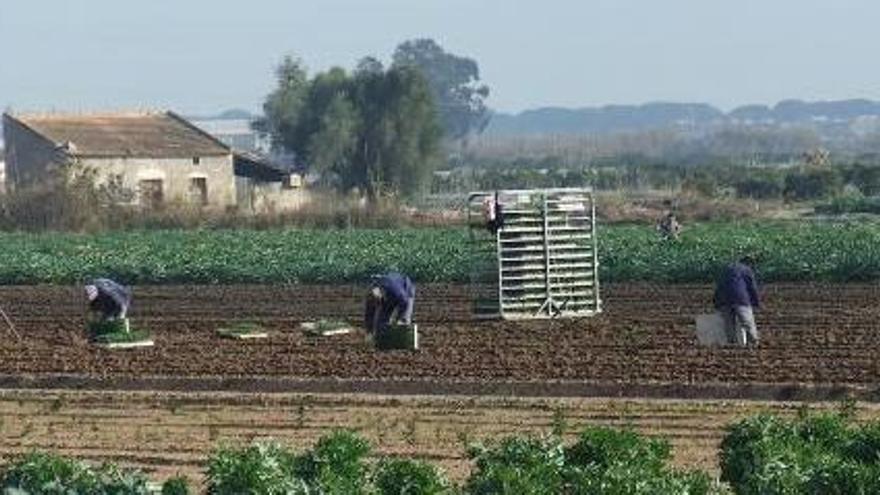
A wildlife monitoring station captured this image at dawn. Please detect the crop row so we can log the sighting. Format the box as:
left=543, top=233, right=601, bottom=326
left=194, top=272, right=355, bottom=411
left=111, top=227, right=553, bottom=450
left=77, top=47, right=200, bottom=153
left=6, top=408, right=879, bottom=494
left=1, top=222, right=880, bottom=284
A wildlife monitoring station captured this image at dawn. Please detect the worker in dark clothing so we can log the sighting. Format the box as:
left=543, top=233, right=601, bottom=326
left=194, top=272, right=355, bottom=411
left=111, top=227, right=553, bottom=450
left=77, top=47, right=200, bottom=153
left=713, top=257, right=760, bottom=347
left=364, top=272, right=415, bottom=336
left=657, top=213, right=682, bottom=241
left=483, top=192, right=504, bottom=234
left=84, top=278, right=132, bottom=321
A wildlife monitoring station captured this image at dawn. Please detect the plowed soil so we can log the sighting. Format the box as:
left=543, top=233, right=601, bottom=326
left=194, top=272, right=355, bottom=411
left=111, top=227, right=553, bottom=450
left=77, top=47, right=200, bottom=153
left=2, top=283, right=880, bottom=485
left=0, top=283, right=877, bottom=398
left=3, top=390, right=877, bottom=484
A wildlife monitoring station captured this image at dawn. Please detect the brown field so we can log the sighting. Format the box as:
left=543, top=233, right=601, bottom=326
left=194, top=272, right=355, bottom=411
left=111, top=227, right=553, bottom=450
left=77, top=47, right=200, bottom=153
left=0, top=284, right=877, bottom=394
left=2, top=389, right=878, bottom=486
left=0, top=283, right=878, bottom=485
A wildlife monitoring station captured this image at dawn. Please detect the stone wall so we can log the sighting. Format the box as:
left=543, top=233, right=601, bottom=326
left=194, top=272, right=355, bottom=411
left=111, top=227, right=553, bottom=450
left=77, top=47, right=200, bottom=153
left=3, top=115, right=236, bottom=208
left=83, top=154, right=236, bottom=209
left=235, top=177, right=312, bottom=212
left=2, top=115, right=59, bottom=189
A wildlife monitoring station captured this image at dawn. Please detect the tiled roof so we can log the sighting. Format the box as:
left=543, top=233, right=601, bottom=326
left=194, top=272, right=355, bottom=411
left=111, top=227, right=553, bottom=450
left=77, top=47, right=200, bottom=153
left=8, top=111, right=230, bottom=158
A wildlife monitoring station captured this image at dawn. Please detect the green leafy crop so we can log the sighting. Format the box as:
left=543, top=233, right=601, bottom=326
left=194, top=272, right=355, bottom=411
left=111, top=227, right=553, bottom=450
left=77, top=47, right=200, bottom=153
left=0, top=222, right=879, bottom=285
left=720, top=411, right=880, bottom=494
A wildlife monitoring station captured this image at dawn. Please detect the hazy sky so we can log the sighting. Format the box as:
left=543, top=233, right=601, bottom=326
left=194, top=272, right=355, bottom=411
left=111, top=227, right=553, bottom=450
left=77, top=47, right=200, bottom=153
left=1, top=0, right=877, bottom=115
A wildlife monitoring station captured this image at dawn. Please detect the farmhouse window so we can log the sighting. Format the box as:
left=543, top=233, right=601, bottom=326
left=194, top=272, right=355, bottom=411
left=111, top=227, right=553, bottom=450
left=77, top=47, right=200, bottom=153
left=138, top=179, right=164, bottom=208
left=189, top=177, right=208, bottom=205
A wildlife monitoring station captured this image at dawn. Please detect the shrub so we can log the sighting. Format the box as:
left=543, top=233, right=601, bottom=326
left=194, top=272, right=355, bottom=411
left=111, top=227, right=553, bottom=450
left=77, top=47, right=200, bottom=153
left=565, top=427, right=718, bottom=495
left=464, top=435, right=567, bottom=494
left=565, top=426, right=672, bottom=473
left=784, top=167, right=843, bottom=200
left=206, top=442, right=303, bottom=495
left=293, top=430, right=372, bottom=494
left=374, top=458, right=451, bottom=495
left=161, top=475, right=191, bottom=495
left=846, top=421, right=880, bottom=463
left=720, top=410, right=880, bottom=495
left=735, top=174, right=784, bottom=199
left=566, top=465, right=719, bottom=495
left=1, top=451, right=150, bottom=494
left=815, top=194, right=880, bottom=215
left=843, top=164, right=880, bottom=196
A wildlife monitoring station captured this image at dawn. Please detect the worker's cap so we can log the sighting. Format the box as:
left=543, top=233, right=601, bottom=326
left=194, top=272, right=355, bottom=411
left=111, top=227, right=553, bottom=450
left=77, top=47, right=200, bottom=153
left=84, top=285, right=99, bottom=301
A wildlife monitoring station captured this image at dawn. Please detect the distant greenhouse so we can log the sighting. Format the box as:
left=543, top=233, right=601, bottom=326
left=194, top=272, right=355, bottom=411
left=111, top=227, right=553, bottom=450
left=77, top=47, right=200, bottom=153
left=190, top=118, right=269, bottom=153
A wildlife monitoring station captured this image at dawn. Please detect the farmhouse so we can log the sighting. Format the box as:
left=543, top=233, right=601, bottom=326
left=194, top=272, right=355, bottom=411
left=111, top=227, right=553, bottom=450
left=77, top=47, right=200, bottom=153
left=2, top=111, right=236, bottom=208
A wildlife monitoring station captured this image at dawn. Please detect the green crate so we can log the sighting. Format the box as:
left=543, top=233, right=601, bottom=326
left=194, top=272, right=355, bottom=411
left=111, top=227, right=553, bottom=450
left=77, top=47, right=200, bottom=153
left=217, top=322, right=268, bottom=339
left=87, top=318, right=152, bottom=347
left=375, top=323, right=419, bottom=351
left=88, top=319, right=129, bottom=337
left=93, top=329, right=152, bottom=345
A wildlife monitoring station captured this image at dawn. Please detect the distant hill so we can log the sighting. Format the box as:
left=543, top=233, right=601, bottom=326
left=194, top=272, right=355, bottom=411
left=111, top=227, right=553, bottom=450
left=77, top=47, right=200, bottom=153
left=486, top=99, right=880, bottom=136
left=185, top=108, right=256, bottom=121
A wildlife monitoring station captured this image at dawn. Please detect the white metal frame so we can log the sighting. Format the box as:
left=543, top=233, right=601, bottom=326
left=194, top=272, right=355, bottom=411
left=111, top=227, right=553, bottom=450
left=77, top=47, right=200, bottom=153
left=467, top=188, right=601, bottom=320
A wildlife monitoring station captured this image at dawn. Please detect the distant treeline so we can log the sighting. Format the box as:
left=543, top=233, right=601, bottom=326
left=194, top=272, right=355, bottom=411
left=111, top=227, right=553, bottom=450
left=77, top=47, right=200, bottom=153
left=486, top=98, right=880, bottom=136
left=435, top=154, right=880, bottom=201
left=465, top=125, right=880, bottom=166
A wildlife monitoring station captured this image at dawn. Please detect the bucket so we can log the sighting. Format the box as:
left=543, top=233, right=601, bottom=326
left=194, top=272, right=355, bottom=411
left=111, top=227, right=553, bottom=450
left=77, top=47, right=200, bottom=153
left=695, top=312, right=728, bottom=346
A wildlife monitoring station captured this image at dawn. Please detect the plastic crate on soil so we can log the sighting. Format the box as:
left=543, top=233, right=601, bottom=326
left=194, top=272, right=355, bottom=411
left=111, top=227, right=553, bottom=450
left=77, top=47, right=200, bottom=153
left=88, top=319, right=154, bottom=349
left=301, top=319, right=354, bottom=336
left=375, top=323, right=419, bottom=351
left=216, top=322, right=269, bottom=340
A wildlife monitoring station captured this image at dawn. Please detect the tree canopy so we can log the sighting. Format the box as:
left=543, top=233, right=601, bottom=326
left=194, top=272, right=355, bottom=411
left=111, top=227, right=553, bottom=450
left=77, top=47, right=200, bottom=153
left=256, top=56, right=442, bottom=199
left=393, top=38, right=491, bottom=141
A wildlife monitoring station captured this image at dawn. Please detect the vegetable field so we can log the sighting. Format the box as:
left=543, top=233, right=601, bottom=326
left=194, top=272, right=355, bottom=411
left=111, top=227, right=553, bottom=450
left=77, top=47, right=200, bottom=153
left=2, top=390, right=877, bottom=493
left=3, top=222, right=880, bottom=284
left=3, top=223, right=880, bottom=493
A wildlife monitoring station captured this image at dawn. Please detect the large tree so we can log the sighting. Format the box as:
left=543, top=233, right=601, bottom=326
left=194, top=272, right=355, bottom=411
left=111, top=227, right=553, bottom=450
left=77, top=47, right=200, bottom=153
left=393, top=38, right=491, bottom=142
left=254, top=56, right=310, bottom=153
left=256, top=56, right=442, bottom=199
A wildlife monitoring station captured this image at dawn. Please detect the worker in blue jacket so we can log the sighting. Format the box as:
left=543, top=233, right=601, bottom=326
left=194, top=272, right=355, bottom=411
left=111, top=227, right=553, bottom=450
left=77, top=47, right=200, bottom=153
left=364, top=272, right=415, bottom=335
left=713, top=256, right=760, bottom=347
left=84, top=278, right=132, bottom=321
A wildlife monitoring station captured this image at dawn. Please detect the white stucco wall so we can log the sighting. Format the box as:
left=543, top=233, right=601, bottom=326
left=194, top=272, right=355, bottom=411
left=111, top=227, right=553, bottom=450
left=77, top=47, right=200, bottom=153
left=83, top=154, right=236, bottom=208
left=235, top=176, right=313, bottom=212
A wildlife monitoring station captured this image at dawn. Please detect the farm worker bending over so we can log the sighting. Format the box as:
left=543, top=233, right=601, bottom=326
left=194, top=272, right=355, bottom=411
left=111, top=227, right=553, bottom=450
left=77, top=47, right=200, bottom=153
left=364, top=272, right=415, bottom=335
left=657, top=213, right=682, bottom=241
left=713, top=256, right=760, bottom=347
left=84, top=278, right=132, bottom=322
